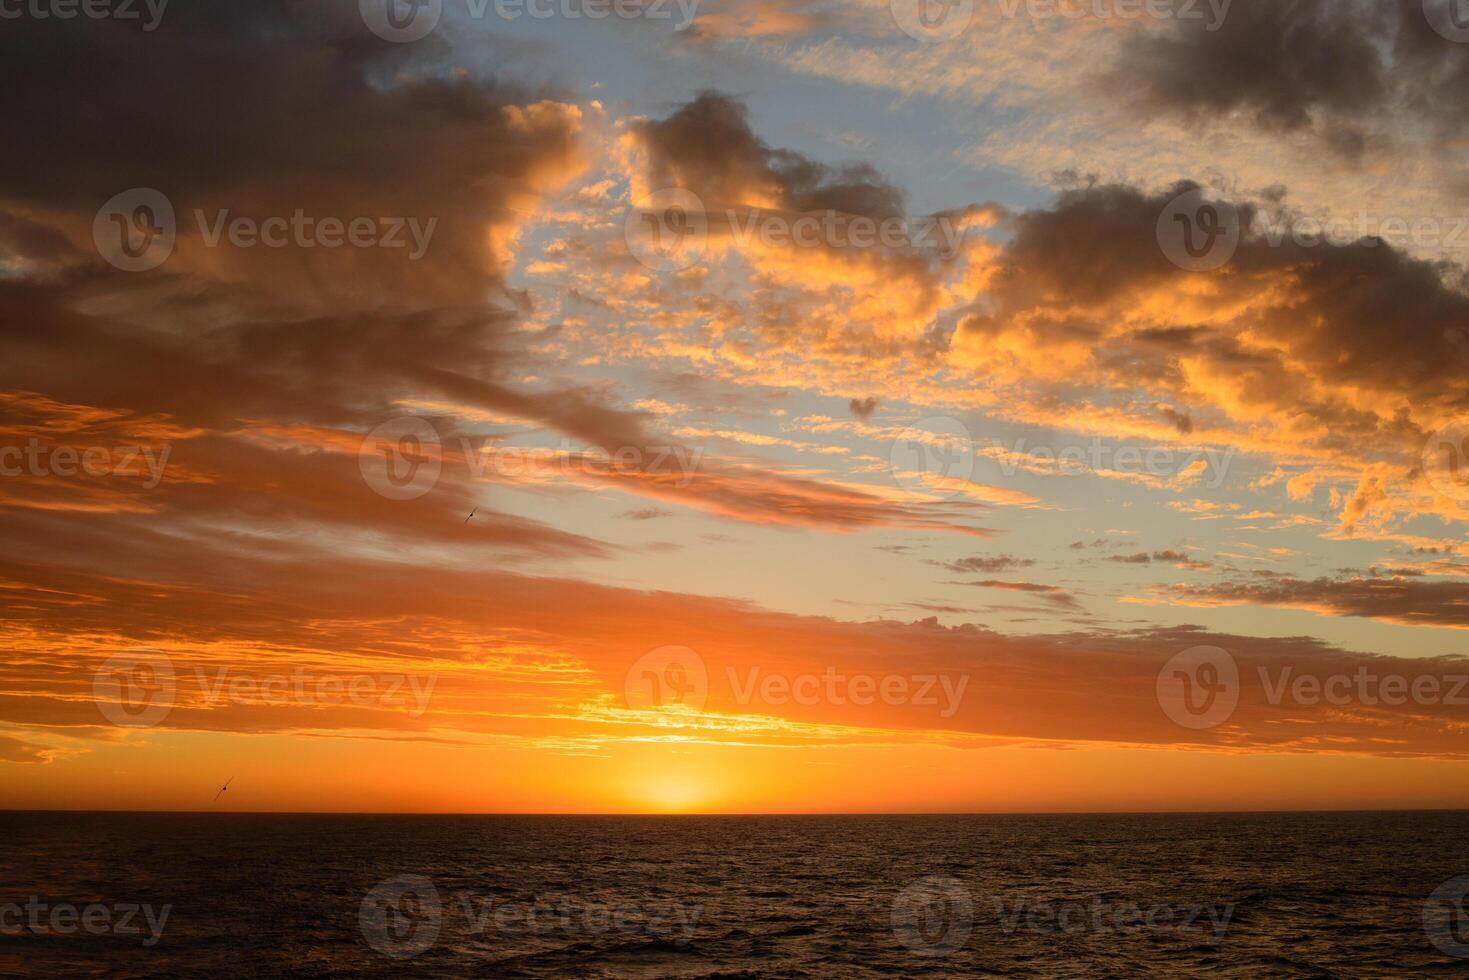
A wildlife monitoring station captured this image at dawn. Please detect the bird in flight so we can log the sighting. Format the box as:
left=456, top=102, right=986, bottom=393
left=464, top=509, right=476, bottom=524
left=213, top=777, right=233, bottom=802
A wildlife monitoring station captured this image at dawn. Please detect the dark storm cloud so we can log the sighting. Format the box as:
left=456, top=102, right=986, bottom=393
left=1157, top=404, right=1194, bottom=434
left=1113, top=0, right=1469, bottom=162
left=0, top=0, right=585, bottom=309
left=1119, top=0, right=1385, bottom=130
left=632, top=92, right=906, bottom=217
left=965, top=180, right=1469, bottom=423
left=980, top=183, right=1242, bottom=308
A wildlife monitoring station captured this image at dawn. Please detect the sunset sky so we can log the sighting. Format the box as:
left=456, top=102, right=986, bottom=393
left=5, top=0, right=1469, bottom=813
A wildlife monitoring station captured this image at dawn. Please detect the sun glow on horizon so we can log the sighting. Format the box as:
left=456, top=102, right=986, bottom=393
left=634, top=775, right=719, bottom=813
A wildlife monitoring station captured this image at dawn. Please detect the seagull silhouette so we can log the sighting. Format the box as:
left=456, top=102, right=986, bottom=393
left=213, top=777, right=232, bottom=803
left=464, top=509, right=476, bottom=524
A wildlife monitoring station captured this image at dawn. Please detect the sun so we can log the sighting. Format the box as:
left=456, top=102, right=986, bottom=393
left=634, top=773, right=719, bottom=814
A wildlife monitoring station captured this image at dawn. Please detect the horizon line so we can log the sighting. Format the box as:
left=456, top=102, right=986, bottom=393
left=5, top=806, right=1468, bottom=817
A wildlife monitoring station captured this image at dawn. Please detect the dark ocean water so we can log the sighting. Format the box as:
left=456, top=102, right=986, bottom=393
left=4, top=810, right=1469, bottom=977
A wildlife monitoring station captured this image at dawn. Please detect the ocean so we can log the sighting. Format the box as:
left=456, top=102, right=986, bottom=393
left=4, top=810, right=1468, bottom=977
